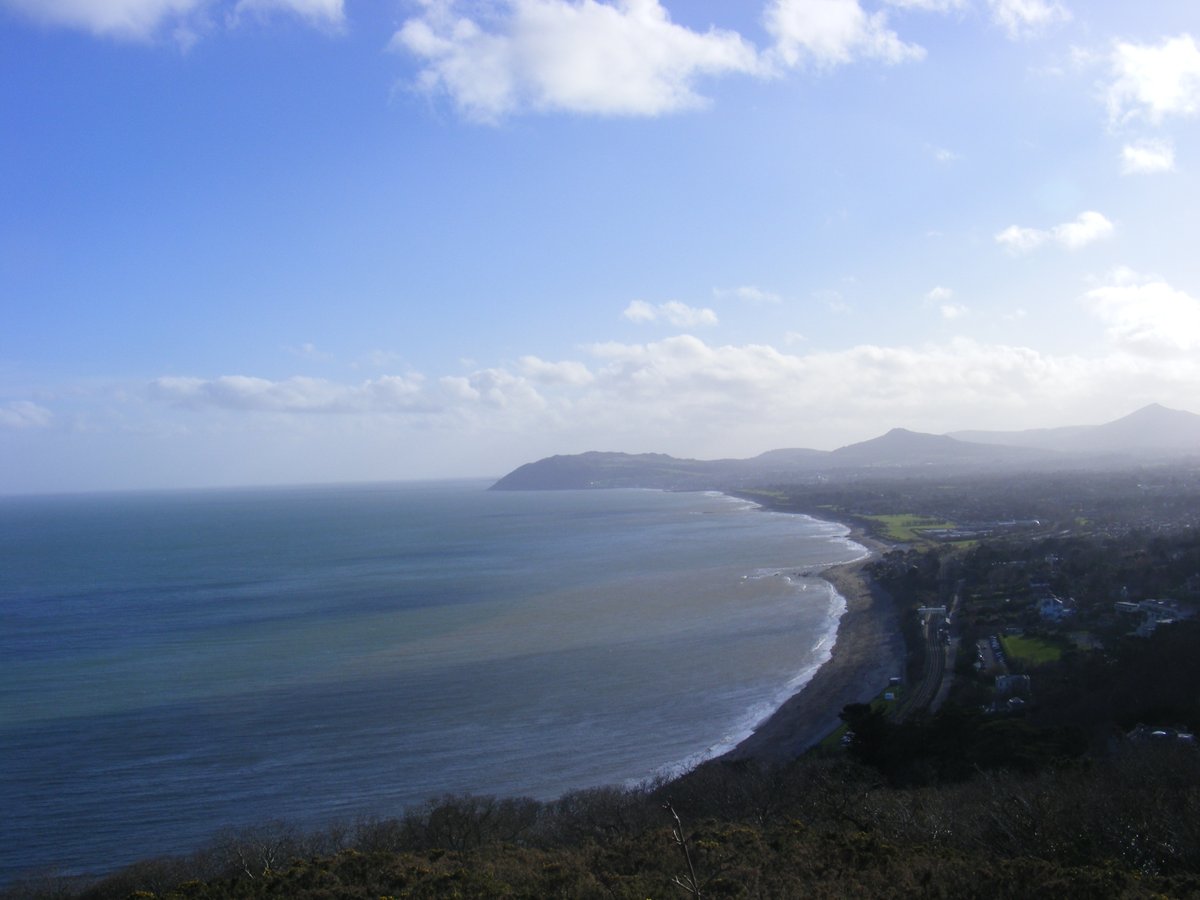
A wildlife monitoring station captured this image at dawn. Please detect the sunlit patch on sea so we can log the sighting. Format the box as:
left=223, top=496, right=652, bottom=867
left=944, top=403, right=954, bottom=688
left=0, top=481, right=861, bottom=882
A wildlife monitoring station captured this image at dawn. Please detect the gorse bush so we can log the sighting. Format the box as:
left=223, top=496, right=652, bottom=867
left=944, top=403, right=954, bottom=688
left=7, top=746, right=1200, bottom=900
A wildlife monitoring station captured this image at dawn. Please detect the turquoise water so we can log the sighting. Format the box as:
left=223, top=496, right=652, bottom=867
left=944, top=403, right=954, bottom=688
left=0, top=481, right=862, bottom=882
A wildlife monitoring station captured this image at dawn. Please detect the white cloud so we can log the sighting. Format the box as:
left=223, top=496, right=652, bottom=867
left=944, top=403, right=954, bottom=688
left=987, top=0, right=1070, bottom=40
left=621, top=299, right=718, bottom=327
left=764, top=0, right=924, bottom=69
left=621, top=299, right=658, bottom=323
left=149, top=368, right=567, bottom=420
left=1121, top=139, right=1176, bottom=174
left=0, top=401, right=53, bottom=429
left=393, top=0, right=929, bottom=121
left=714, top=285, right=783, bottom=305
left=518, top=355, right=595, bottom=386
left=657, top=300, right=719, bottom=328
left=930, top=145, right=959, bottom=163
left=391, top=0, right=760, bottom=122
left=940, top=303, right=968, bottom=320
left=438, top=367, right=547, bottom=410
left=1084, top=270, right=1200, bottom=356
left=150, top=374, right=431, bottom=413
left=925, top=285, right=954, bottom=303
left=0, top=0, right=343, bottom=39
left=995, top=210, right=1114, bottom=253
left=994, top=224, right=1045, bottom=253
left=1054, top=211, right=1116, bottom=249
left=1106, top=35, right=1200, bottom=127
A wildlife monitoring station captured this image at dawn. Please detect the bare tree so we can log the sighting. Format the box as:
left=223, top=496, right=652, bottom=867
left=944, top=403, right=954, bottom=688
left=663, top=800, right=702, bottom=899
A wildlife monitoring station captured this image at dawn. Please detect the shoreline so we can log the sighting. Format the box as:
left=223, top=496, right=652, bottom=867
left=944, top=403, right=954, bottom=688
left=722, top=517, right=904, bottom=763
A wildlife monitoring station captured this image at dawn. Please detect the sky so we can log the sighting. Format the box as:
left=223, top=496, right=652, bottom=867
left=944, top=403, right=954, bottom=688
left=2, top=0, right=1200, bottom=493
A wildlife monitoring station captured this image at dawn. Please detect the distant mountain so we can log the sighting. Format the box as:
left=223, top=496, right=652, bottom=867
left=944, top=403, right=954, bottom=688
left=749, top=447, right=828, bottom=466
left=492, top=405, right=1200, bottom=491
left=493, top=429, right=1046, bottom=490
left=950, top=404, right=1200, bottom=456
left=828, top=428, right=1044, bottom=467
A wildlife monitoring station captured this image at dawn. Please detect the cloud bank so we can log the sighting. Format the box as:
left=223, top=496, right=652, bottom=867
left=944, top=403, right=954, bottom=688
left=144, top=274, right=1200, bottom=457
left=151, top=374, right=431, bottom=413
left=0, top=0, right=344, bottom=39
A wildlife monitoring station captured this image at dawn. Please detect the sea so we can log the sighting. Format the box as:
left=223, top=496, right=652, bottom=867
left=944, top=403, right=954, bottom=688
left=0, top=480, right=864, bottom=884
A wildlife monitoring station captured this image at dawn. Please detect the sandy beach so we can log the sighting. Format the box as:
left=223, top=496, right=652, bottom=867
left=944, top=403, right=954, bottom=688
left=724, top=529, right=905, bottom=762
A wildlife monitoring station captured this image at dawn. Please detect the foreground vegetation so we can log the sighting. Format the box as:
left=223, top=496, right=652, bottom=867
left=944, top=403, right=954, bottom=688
left=9, top=746, right=1200, bottom=899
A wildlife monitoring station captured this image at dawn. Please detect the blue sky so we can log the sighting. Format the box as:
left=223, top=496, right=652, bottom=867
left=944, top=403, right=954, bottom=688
left=2, top=0, right=1199, bottom=492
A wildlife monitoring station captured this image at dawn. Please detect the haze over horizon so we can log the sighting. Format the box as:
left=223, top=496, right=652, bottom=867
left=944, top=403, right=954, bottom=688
left=3, top=0, right=1200, bottom=493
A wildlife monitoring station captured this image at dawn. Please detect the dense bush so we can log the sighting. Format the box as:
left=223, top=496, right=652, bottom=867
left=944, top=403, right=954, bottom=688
left=7, top=745, right=1200, bottom=899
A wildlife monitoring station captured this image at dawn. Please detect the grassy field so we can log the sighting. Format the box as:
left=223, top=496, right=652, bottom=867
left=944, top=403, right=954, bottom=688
left=1000, top=634, right=1064, bottom=665
left=864, top=513, right=958, bottom=544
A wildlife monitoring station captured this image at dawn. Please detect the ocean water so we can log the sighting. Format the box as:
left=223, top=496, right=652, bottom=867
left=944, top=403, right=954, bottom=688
left=0, top=480, right=863, bottom=883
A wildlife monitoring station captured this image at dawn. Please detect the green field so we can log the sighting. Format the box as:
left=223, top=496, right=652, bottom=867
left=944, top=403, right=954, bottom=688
left=865, top=513, right=958, bottom=543
left=1000, top=634, right=1064, bottom=665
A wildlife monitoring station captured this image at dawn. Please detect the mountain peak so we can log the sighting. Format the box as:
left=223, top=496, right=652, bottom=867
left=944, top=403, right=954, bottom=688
left=836, top=428, right=956, bottom=453
left=1121, top=402, right=1179, bottom=421
left=949, top=403, right=1200, bottom=455
left=829, top=427, right=1025, bottom=467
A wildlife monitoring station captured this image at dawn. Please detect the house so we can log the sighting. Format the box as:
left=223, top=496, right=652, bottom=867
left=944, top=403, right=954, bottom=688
left=1038, top=595, right=1071, bottom=622
left=1114, top=598, right=1195, bottom=637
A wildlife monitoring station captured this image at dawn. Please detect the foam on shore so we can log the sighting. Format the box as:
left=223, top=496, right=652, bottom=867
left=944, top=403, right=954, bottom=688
left=721, top=544, right=905, bottom=762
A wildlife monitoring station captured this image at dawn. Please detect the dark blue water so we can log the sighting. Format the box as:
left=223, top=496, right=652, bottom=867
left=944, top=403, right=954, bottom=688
left=0, top=481, right=861, bottom=882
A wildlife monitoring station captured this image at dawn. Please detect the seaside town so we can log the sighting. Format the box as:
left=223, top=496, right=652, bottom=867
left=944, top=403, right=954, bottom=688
left=744, top=463, right=1200, bottom=763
